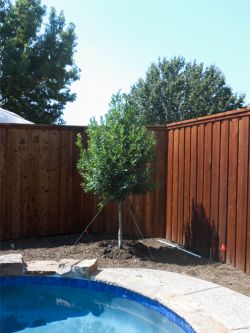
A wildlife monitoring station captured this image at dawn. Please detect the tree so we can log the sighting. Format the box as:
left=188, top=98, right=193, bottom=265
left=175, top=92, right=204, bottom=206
left=0, top=0, right=80, bottom=124
left=76, top=93, right=156, bottom=249
left=128, top=57, right=245, bottom=124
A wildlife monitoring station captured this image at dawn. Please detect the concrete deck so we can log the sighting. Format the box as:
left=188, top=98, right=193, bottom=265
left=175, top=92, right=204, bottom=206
left=92, top=268, right=250, bottom=333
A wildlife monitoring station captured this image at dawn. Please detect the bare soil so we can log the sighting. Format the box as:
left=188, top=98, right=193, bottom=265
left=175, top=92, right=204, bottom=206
left=1, top=233, right=249, bottom=297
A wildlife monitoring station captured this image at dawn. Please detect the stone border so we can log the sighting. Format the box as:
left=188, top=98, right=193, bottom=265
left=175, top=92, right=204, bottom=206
left=0, top=253, right=98, bottom=278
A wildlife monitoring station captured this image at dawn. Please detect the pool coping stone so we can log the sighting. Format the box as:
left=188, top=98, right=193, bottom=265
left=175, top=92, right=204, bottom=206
left=92, top=268, right=250, bottom=333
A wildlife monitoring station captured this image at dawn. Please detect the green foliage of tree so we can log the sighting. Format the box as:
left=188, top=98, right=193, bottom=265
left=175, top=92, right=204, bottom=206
left=0, top=0, right=80, bottom=124
left=76, top=92, right=156, bottom=248
left=128, top=57, right=245, bottom=124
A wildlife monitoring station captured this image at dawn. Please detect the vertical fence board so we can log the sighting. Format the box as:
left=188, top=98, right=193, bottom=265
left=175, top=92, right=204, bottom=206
left=0, top=128, right=7, bottom=239
left=166, top=130, right=174, bottom=239
left=202, top=123, right=212, bottom=256
left=183, top=127, right=191, bottom=246
left=172, top=129, right=179, bottom=242
left=59, top=130, right=71, bottom=234
left=236, top=116, right=249, bottom=271
left=29, top=129, right=41, bottom=237
left=144, top=191, right=152, bottom=236
left=226, top=118, right=239, bottom=266
left=177, top=128, right=185, bottom=244
left=40, top=129, right=51, bottom=235
left=8, top=129, right=21, bottom=239
left=210, top=121, right=220, bottom=259
left=153, top=129, right=166, bottom=237
left=49, top=129, right=61, bottom=234
left=189, top=125, right=197, bottom=250
left=218, top=120, right=229, bottom=262
left=19, top=128, right=30, bottom=239
left=195, top=124, right=205, bottom=254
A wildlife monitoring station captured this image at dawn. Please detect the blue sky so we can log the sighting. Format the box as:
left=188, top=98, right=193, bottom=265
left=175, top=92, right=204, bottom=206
left=42, top=0, right=250, bottom=125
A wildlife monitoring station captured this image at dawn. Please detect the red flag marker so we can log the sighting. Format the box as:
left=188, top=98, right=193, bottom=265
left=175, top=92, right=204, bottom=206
left=220, top=243, right=226, bottom=251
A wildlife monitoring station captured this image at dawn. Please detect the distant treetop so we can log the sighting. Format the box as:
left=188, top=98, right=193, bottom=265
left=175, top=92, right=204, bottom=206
left=128, top=56, right=245, bottom=124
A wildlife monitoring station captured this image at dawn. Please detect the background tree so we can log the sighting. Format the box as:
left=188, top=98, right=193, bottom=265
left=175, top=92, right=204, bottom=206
left=0, top=0, right=80, bottom=124
left=128, top=57, right=245, bottom=124
left=76, top=93, right=156, bottom=249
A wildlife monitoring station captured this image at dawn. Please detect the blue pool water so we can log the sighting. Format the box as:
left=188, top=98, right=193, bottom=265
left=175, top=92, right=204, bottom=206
left=0, top=276, right=195, bottom=333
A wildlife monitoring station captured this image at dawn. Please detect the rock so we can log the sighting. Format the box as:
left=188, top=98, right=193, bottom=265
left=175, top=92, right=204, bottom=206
left=72, top=259, right=98, bottom=278
left=0, top=253, right=25, bottom=276
left=57, top=259, right=80, bottom=275
left=103, top=248, right=112, bottom=254
left=26, top=260, right=58, bottom=275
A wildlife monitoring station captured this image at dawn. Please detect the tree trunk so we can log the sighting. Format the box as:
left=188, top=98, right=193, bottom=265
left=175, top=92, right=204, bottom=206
left=118, top=201, right=123, bottom=249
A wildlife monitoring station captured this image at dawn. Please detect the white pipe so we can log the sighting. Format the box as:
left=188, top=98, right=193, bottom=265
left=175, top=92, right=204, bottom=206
left=157, top=239, right=202, bottom=258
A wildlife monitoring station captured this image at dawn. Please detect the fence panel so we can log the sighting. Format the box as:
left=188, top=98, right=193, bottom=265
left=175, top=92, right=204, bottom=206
left=0, top=125, right=87, bottom=240
left=0, top=124, right=166, bottom=242
left=165, top=107, right=250, bottom=273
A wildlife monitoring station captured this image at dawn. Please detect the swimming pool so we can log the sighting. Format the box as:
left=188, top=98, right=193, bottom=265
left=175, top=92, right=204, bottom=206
left=0, top=276, right=196, bottom=333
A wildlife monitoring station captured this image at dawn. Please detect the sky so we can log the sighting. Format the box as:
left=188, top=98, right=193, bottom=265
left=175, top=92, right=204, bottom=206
left=42, top=0, right=250, bottom=125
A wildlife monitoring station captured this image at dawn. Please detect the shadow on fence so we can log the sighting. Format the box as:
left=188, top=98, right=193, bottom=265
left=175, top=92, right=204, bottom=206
left=184, top=200, right=220, bottom=261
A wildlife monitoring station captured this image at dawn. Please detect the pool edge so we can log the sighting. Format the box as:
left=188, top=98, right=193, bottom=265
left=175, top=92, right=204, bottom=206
left=1, top=275, right=196, bottom=333
left=92, top=269, right=231, bottom=333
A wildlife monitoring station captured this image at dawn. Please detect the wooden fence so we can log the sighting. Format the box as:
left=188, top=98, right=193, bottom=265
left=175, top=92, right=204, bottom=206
left=165, top=108, right=250, bottom=273
left=0, top=124, right=166, bottom=241
left=0, top=107, right=249, bottom=273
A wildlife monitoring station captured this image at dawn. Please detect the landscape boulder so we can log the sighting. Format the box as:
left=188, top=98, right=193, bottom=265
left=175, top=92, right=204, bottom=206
left=26, top=260, right=58, bottom=275
left=72, top=259, right=98, bottom=278
left=0, top=253, right=25, bottom=276
left=57, top=259, right=80, bottom=275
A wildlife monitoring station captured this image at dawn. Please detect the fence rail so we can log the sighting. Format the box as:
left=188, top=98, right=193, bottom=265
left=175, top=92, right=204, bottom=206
left=0, top=107, right=249, bottom=273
